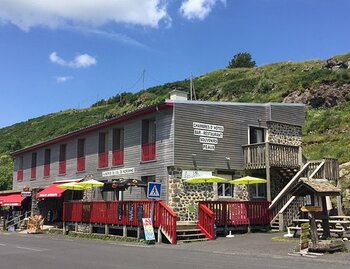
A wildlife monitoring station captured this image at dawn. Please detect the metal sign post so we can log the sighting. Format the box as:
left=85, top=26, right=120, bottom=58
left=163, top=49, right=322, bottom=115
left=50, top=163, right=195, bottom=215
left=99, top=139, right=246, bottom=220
left=147, top=182, right=161, bottom=241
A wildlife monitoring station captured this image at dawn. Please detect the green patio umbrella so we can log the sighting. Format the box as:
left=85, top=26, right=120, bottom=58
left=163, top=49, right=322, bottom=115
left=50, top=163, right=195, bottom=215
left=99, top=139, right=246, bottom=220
left=185, top=175, right=228, bottom=200
left=57, top=182, right=86, bottom=200
left=185, top=175, right=228, bottom=184
left=76, top=179, right=104, bottom=189
left=229, top=176, right=267, bottom=185
left=57, top=182, right=87, bottom=190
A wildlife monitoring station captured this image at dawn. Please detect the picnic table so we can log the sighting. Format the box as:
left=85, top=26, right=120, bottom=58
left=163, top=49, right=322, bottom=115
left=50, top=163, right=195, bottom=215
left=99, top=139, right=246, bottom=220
left=288, top=218, right=347, bottom=237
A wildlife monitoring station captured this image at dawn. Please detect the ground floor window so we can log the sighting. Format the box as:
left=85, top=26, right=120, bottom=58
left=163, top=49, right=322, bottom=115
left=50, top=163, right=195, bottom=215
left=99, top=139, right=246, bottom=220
left=217, top=183, right=233, bottom=198
left=251, top=183, right=266, bottom=199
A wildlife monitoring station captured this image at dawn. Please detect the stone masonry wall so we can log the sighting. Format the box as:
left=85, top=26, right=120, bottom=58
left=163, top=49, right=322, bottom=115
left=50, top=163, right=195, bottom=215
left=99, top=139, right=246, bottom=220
left=168, top=174, right=250, bottom=221
left=267, top=122, right=302, bottom=146
left=168, top=175, right=215, bottom=221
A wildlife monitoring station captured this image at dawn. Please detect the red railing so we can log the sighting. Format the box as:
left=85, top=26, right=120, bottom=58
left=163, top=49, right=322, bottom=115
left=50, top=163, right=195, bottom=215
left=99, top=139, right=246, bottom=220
left=98, top=152, right=109, bottom=168
left=112, top=149, right=124, bottom=166
left=63, top=200, right=154, bottom=226
left=157, top=201, right=177, bottom=245
left=141, top=143, right=156, bottom=161
left=59, top=161, right=66, bottom=175
left=30, top=167, right=36, bottom=180
left=44, top=164, right=50, bottom=177
left=63, top=200, right=177, bottom=244
left=17, top=169, right=23, bottom=181
left=77, top=157, right=86, bottom=172
left=198, top=204, right=215, bottom=240
left=201, top=201, right=271, bottom=227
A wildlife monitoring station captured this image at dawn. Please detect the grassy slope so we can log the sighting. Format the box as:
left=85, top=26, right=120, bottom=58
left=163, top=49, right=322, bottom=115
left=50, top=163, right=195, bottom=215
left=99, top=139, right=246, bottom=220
left=1, top=53, right=350, bottom=163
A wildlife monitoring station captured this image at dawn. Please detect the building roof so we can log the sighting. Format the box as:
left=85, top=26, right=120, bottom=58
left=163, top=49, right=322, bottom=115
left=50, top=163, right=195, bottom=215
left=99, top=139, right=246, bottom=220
left=291, top=178, right=341, bottom=196
left=12, top=99, right=305, bottom=156
left=13, top=101, right=173, bottom=156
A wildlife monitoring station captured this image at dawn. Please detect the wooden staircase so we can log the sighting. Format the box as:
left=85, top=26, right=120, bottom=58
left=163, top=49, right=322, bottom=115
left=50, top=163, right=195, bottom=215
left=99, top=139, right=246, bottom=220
left=176, top=221, right=209, bottom=243
left=269, top=158, right=339, bottom=231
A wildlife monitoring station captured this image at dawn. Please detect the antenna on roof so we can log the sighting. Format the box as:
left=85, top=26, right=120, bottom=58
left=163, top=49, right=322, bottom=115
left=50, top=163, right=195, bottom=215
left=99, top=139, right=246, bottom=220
left=189, top=73, right=197, bottom=100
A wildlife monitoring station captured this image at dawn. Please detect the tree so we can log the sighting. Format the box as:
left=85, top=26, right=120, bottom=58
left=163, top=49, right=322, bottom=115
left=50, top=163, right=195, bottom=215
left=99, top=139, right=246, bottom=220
left=227, top=52, right=256, bottom=68
left=0, top=154, right=13, bottom=191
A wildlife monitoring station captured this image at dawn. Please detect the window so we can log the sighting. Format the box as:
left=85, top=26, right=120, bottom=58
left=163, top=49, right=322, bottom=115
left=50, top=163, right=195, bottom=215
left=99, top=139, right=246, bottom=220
left=141, top=119, right=156, bottom=161
left=98, top=132, right=108, bottom=168
left=249, top=127, right=265, bottom=144
left=59, top=144, right=67, bottom=175
left=77, top=139, right=85, bottom=172
left=112, top=128, right=124, bottom=166
left=218, top=183, right=233, bottom=198
left=17, top=156, right=24, bottom=181
left=44, top=148, right=51, bottom=177
left=251, top=183, right=267, bottom=199
left=31, top=152, right=37, bottom=179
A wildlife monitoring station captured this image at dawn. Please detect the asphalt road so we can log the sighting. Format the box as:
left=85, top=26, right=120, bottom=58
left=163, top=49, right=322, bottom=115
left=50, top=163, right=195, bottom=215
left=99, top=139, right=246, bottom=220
left=0, top=232, right=349, bottom=269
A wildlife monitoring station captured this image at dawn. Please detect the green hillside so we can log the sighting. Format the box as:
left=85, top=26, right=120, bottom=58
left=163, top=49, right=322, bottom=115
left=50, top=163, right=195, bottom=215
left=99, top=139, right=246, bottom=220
left=1, top=52, right=350, bottom=190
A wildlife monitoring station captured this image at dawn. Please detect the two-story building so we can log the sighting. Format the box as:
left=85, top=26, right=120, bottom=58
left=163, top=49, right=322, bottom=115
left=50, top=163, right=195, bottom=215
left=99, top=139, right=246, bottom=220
left=5, top=90, right=312, bottom=224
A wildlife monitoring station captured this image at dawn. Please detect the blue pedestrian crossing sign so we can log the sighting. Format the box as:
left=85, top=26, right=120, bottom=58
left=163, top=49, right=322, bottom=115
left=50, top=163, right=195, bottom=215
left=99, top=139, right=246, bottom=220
left=147, top=182, right=161, bottom=199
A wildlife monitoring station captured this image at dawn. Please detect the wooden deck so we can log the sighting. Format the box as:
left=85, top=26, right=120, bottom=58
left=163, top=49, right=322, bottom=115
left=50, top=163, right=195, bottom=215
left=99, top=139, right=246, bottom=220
left=242, top=142, right=301, bottom=169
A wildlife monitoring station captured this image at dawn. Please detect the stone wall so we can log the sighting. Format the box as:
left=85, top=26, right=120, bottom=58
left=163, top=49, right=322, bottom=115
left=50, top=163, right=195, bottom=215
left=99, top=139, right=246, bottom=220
left=267, top=121, right=302, bottom=146
left=168, top=174, right=251, bottom=221
left=168, top=175, right=216, bottom=221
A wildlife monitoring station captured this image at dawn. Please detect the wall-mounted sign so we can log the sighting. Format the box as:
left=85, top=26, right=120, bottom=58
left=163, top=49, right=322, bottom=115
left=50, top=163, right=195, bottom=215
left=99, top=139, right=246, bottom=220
left=193, top=121, right=224, bottom=151
left=102, top=168, right=135, bottom=177
left=182, top=170, right=212, bottom=180
left=21, top=191, right=32, bottom=197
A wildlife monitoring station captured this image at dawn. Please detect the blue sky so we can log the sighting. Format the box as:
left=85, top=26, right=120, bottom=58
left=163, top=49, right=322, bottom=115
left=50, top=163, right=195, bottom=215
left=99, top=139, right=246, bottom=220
left=0, top=0, right=349, bottom=128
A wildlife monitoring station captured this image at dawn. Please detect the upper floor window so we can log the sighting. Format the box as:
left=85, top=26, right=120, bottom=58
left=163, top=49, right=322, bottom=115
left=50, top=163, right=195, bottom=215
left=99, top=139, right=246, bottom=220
left=249, top=126, right=265, bottom=144
left=98, top=132, right=108, bottom=168
left=77, top=138, right=85, bottom=172
left=17, top=156, right=24, bottom=181
left=44, top=148, right=51, bottom=177
left=141, top=119, right=156, bottom=161
left=59, top=144, right=67, bottom=175
left=31, top=152, right=37, bottom=180
left=112, top=128, right=124, bottom=166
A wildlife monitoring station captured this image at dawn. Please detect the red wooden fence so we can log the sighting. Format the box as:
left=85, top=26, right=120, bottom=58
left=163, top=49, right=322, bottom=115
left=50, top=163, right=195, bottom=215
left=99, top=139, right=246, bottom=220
left=157, top=201, right=177, bottom=244
left=200, top=201, right=271, bottom=227
left=198, top=204, right=215, bottom=239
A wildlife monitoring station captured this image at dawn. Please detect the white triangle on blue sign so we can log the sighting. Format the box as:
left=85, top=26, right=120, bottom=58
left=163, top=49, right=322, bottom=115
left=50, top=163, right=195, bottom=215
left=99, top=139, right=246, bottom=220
left=150, top=186, right=160, bottom=197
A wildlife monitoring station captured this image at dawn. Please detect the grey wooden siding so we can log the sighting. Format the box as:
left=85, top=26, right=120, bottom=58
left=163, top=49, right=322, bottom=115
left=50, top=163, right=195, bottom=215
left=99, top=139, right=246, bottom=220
left=13, top=109, right=175, bottom=202
left=173, top=102, right=304, bottom=170
left=269, top=104, right=305, bottom=126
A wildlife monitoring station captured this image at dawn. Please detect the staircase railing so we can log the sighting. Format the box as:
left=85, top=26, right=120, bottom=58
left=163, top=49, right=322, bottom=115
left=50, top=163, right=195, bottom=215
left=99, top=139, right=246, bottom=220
left=270, top=158, right=339, bottom=230
left=197, top=203, right=215, bottom=240
left=157, top=201, right=177, bottom=245
left=5, top=211, right=31, bottom=231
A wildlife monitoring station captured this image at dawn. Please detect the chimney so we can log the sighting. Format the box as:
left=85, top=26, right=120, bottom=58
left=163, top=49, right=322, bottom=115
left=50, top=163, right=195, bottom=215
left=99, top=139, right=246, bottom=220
left=170, top=90, right=188, bottom=101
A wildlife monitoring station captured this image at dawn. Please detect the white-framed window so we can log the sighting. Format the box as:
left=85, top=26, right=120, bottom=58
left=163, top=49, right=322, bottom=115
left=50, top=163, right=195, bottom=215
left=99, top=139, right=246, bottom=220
left=218, top=183, right=233, bottom=198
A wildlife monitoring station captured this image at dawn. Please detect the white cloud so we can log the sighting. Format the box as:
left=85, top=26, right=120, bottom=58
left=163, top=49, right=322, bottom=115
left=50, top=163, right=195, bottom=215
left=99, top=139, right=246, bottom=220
left=0, top=0, right=169, bottom=31
left=180, top=0, right=225, bottom=20
left=55, top=76, right=73, bottom=83
left=50, top=52, right=97, bottom=68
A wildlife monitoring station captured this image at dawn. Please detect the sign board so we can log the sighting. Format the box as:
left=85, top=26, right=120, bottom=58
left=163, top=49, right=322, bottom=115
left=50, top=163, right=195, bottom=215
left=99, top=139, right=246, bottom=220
left=102, top=167, right=135, bottom=177
left=300, top=206, right=322, bottom=212
left=21, top=191, right=32, bottom=197
left=300, top=223, right=310, bottom=255
left=142, top=218, right=155, bottom=241
left=147, top=182, right=161, bottom=199
left=181, top=170, right=212, bottom=180
left=193, top=122, right=224, bottom=151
